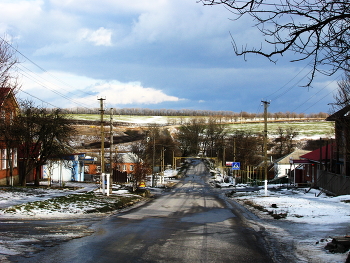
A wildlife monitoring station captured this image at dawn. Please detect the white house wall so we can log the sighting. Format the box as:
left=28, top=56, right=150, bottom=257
left=274, top=163, right=294, bottom=178
left=43, top=161, right=84, bottom=182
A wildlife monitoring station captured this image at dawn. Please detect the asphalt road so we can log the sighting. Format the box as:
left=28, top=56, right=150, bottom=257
left=10, top=160, right=274, bottom=263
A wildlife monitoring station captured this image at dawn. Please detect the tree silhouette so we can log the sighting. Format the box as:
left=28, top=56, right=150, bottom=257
left=200, top=0, right=350, bottom=86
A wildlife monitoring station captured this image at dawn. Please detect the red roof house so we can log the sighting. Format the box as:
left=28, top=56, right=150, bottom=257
left=0, top=88, right=20, bottom=185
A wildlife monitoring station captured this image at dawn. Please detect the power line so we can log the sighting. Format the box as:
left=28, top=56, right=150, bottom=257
left=0, top=36, right=96, bottom=108
left=19, top=89, right=60, bottom=108
left=291, top=75, right=341, bottom=113
left=266, top=64, right=312, bottom=101
left=18, top=69, right=94, bottom=109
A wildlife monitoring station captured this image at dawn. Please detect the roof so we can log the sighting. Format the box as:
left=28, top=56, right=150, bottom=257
left=275, top=149, right=311, bottom=164
left=300, top=143, right=335, bottom=161
left=326, top=105, right=350, bottom=121
left=0, top=88, right=19, bottom=109
left=0, top=88, right=11, bottom=106
left=117, top=152, right=142, bottom=163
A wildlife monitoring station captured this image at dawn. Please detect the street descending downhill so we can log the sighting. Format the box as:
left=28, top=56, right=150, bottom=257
left=16, top=160, right=274, bottom=263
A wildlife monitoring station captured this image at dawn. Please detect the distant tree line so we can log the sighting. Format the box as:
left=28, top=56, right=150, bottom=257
left=58, top=107, right=328, bottom=119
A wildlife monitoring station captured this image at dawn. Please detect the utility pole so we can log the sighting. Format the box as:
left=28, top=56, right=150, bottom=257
left=98, top=98, right=106, bottom=174
left=110, top=108, right=114, bottom=173
left=233, top=137, right=236, bottom=178
left=262, top=100, right=270, bottom=196
left=152, top=134, right=155, bottom=187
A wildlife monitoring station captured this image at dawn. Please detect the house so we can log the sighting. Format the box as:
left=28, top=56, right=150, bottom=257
left=42, top=153, right=86, bottom=182
left=83, top=155, right=99, bottom=176
left=113, top=152, right=142, bottom=183
left=301, top=105, right=350, bottom=195
left=115, top=152, right=141, bottom=174
left=273, top=149, right=311, bottom=184
left=0, top=88, right=19, bottom=185
left=326, top=105, right=350, bottom=176
left=289, top=143, right=334, bottom=187
left=286, top=105, right=350, bottom=195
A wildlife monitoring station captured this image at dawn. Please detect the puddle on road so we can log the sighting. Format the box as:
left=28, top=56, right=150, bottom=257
left=180, top=208, right=235, bottom=224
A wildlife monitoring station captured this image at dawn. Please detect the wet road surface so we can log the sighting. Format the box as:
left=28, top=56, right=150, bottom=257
left=9, top=161, right=274, bottom=263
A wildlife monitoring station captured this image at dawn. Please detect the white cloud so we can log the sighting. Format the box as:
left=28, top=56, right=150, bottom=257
left=83, top=81, right=180, bottom=105
left=18, top=70, right=180, bottom=108
left=50, top=0, right=167, bottom=14
left=78, top=27, right=113, bottom=46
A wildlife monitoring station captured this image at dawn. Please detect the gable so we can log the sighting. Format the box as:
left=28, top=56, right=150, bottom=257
left=275, top=149, right=311, bottom=164
left=326, top=105, right=350, bottom=121
left=0, top=88, right=19, bottom=112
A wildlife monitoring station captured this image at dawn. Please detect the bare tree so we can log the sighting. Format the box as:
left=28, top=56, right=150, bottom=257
left=176, top=118, right=206, bottom=156
left=132, top=162, right=151, bottom=192
left=334, top=71, right=350, bottom=109
left=13, top=101, right=76, bottom=186
left=0, top=37, right=19, bottom=91
left=202, top=117, right=227, bottom=158
left=272, top=126, right=299, bottom=158
left=200, top=0, right=350, bottom=86
left=226, top=131, right=263, bottom=168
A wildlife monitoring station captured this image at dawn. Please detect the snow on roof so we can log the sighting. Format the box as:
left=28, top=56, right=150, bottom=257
left=117, top=152, right=142, bottom=163
left=274, top=149, right=311, bottom=164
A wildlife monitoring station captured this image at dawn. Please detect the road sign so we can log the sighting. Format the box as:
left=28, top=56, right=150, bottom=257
left=226, top=161, right=233, bottom=166
left=232, top=162, right=240, bottom=170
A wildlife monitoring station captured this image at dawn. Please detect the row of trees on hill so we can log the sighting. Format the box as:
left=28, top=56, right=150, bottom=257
left=124, top=118, right=304, bottom=185
left=61, top=107, right=328, bottom=120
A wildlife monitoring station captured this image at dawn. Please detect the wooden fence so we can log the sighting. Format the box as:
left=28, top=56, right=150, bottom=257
left=317, top=170, right=350, bottom=196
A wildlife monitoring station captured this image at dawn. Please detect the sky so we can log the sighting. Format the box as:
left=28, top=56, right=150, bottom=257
left=0, top=0, right=341, bottom=114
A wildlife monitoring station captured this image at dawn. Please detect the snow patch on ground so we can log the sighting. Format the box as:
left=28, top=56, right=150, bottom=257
left=232, top=186, right=350, bottom=262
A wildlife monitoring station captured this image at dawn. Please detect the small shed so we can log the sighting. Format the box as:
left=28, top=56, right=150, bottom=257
left=43, top=153, right=86, bottom=182
left=273, top=149, right=311, bottom=182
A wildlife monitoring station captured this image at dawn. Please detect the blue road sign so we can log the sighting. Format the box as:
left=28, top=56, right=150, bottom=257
left=232, top=162, right=241, bottom=170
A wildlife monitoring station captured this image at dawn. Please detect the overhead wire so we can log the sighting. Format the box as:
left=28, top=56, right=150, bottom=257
left=19, top=89, right=60, bottom=108
left=0, top=36, right=97, bottom=109
left=291, top=74, right=341, bottom=113
left=17, top=64, right=94, bottom=109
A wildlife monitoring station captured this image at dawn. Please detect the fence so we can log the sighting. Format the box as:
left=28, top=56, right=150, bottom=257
left=317, top=170, right=350, bottom=196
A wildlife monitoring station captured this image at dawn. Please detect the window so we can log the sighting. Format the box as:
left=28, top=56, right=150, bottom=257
left=10, top=112, right=13, bottom=124
left=123, top=165, right=127, bottom=171
left=130, top=165, right=134, bottom=171
left=2, top=149, right=7, bottom=170
left=13, top=148, right=17, bottom=168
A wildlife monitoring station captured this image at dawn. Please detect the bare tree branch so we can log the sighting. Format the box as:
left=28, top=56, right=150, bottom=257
left=200, top=0, right=350, bottom=86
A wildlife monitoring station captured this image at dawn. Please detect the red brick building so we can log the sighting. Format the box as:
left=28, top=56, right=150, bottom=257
left=0, top=88, right=19, bottom=185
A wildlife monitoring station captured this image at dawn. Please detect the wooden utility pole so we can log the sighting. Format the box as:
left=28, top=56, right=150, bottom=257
left=98, top=98, right=105, bottom=174
left=110, top=108, right=114, bottom=172
left=152, top=135, right=155, bottom=187
left=262, top=100, right=270, bottom=196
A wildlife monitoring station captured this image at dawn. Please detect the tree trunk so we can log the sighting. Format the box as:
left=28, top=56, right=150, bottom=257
left=35, top=166, right=40, bottom=186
